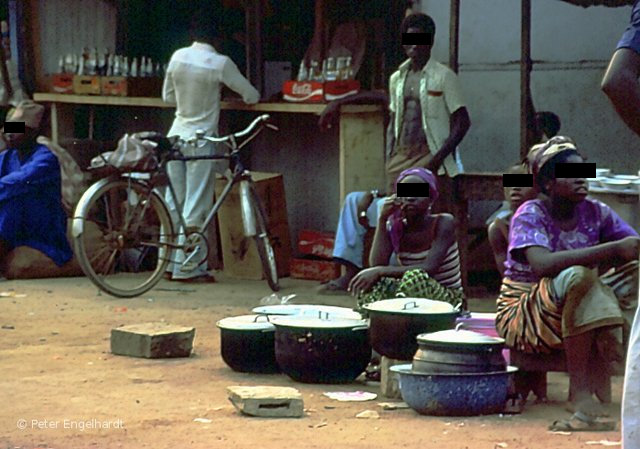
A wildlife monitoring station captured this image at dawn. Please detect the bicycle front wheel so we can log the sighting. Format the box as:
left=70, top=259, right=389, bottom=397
left=249, top=186, right=279, bottom=292
left=73, top=178, right=174, bottom=298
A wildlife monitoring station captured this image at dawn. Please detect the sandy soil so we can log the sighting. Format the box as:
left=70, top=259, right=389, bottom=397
left=0, top=274, right=624, bottom=449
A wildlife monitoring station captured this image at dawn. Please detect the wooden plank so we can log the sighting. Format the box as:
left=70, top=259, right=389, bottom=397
left=449, top=0, right=461, bottom=73
left=33, top=93, right=383, bottom=114
left=338, top=110, right=385, bottom=201
left=520, top=0, right=532, bottom=160
left=26, top=0, right=46, bottom=92
left=452, top=173, right=504, bottom=294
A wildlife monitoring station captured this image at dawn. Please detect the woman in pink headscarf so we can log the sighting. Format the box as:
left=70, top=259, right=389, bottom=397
left=349, top=167, right=465, bottom=312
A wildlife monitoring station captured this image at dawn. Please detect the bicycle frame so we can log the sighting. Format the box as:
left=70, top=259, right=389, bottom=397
left=154, top=125, right=266, bottom=244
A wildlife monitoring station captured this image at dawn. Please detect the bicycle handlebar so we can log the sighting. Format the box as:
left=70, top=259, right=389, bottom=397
left=187, top=114, right=277, bottom=145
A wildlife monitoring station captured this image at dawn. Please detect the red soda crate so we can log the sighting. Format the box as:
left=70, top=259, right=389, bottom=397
left=323, top=80, right=360, bottom=101
left=297, top=229, right=335, bottom=260
left=282, top=80, right=324, bottom=103
left=290, top=257, right=340, bottom=281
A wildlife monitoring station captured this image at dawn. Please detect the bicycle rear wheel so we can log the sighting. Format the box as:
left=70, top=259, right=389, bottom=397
left=249, top=186, right=279, bottom=291
left=73, top=178, right=173, bottom=298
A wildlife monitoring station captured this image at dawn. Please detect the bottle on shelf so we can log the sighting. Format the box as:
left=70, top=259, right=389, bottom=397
left=324, top=57, right=337, bottom=81
left=296, top=60, right=308, bottom=82
left=130, top=57, right=138, bottom=77
left=145, top=57, right=153, bottom=77
left=112, top=55, right=121, bottom=76
left=310, top=59, right=322, bottom=82
left=345, top=56, right=353, bottom=80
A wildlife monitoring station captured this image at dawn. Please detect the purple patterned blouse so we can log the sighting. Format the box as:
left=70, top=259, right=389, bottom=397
left=504, top=198, right=638, bottom=283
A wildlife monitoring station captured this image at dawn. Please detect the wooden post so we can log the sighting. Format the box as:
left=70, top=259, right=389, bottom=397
left=449, top=0, right=460, bottom=73
left=25, top=0, right=45, bottom=93
left=244, top=0, right=263, bottom=95
left=520, top=0, right=532, bottom=161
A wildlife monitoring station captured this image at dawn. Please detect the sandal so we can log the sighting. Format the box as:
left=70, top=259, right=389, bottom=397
left=316, top=279, right=350, bottom=296
left=549, top=412, right=616, bottom=432
left=173, top=273, right=216, bottom=284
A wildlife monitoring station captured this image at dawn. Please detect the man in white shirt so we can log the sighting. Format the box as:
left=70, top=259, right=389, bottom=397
left=162, top=14, right=260, bottom=281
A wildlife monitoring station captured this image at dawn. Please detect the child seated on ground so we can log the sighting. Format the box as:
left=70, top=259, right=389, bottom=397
left=348, top=167, right=465, bottom=312
left=488, top=163, right=537, bottom=277
left=496, top=136, right=639, bottom=431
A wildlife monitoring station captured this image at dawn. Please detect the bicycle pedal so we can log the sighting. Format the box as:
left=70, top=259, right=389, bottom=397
left=180, top=246, right=203, bottom=273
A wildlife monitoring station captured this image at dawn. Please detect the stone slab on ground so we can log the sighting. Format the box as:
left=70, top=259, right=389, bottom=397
left=227, top=386, right=304, bottom=418
left=380, top=356, right=407, bottom=399
left=110, top=322, right=195, bottom=358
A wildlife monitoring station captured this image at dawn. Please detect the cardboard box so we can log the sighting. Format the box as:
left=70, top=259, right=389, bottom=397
left=101, top=76, right=127, bottom=96
left=72, top=75, right=101, bottom=95
left=50, top=73, right=74, bottom=94
left=215, top=172, right=291, bottom=279
left=290, top=257, right=340, bottom=281
left=297, top=229, right=335, bottom=259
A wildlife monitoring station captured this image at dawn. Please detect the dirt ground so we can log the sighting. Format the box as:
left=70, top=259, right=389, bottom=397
left=0, top=274, right=625, bottom=449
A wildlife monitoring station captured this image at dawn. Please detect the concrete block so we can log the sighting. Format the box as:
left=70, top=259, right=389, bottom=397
left=380, top=356, right=405, bottom=399
left=110, top=322, right=195, bottom=358
left=227, top=386, right=303, bottom=418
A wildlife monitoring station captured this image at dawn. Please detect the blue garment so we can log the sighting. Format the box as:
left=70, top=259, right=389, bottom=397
left=332, top=192, right=398, bottom=268
left=0, top=144, right=72, bottom=266
left=617, top=0, right=640, bottom=54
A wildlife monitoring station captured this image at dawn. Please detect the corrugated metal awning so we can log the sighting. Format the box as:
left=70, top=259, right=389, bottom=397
left=557, top=0, right=634, bottom=7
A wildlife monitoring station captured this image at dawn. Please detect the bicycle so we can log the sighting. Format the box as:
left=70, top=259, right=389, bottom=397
left=71, top=114, right=280, bottom=298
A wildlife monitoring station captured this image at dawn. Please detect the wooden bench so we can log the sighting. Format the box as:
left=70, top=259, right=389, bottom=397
left=510, top=349, right=612, bottom=404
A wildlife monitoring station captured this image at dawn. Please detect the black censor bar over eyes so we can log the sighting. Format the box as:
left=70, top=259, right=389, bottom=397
left=401, top=33, right=434, bottom=46
left=554, top=163, right=596, bottom=179
left=502, top=173, right=533, bottom=187
left=4, top=121, right=25, bottom=133
left=397, top=183, right=430, bottom=197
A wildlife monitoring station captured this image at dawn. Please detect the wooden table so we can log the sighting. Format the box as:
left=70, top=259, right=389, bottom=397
left=33, top=93, right=385, bottom=201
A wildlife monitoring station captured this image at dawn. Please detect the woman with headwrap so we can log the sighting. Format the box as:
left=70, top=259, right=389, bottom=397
left=348, top=167, right=465, bottom=312
left=496, top=136, right=639, bottom=431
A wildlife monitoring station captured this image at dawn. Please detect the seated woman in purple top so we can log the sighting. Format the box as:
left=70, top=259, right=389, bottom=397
left=495, top=136, right=639, bottom=430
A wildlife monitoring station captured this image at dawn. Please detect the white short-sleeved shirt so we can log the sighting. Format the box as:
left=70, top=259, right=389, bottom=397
left=389, top=58, right=467, bottom=176
left=162, top=42, right=260, bottom=139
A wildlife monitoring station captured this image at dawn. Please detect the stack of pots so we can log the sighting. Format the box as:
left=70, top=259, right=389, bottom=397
left=216, top=305, right=369, bottom=383
left=391, top=325, right=517, bottom=416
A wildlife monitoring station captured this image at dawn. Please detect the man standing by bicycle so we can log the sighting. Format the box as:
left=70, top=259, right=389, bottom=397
left=162, top=10, right=260, bottom=282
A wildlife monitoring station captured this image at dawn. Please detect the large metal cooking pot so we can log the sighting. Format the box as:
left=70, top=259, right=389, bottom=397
left=216, top=314, right=279, bottom=374
left=252, top=304, right=362, bottom=320
left=412, top=327, right=507, bottom=373
left=391, top=364, right=518, bottom=416
left=272, top=315, right=370, bottom=384
left=363, top=298, right=459, bottom=360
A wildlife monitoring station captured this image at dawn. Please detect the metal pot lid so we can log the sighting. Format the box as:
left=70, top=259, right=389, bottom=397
left=270, top=315, right=369, bottom=329
left=252, top=304, right=362, bottom=320
left=362, top=298, right=456, bottom=314
left=216, top=314, right=275, bottom=331
left=417, top=329, right=504, bottom=345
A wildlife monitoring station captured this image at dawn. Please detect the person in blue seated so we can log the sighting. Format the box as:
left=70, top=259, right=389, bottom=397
left=0, top=100, right=72, bottom=272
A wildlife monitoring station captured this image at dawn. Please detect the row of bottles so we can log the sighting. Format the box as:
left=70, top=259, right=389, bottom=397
left=58, top=48, right=166, bottom=77
left=297, top=56, right=354, bottom=82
